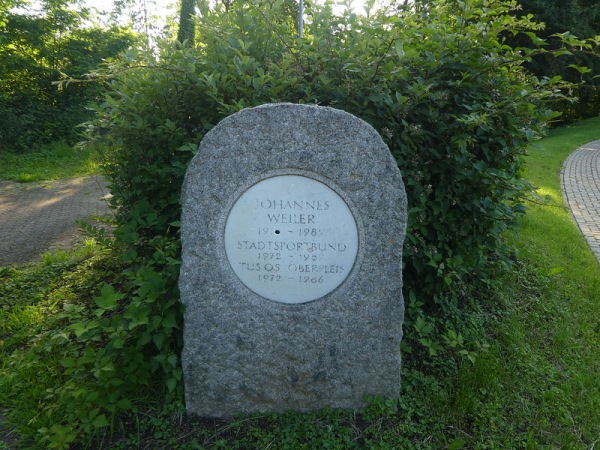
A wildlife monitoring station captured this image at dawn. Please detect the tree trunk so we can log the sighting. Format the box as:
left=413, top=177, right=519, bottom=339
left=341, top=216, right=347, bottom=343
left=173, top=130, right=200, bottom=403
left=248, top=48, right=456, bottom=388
left=177, top=0, right=195, bottom=46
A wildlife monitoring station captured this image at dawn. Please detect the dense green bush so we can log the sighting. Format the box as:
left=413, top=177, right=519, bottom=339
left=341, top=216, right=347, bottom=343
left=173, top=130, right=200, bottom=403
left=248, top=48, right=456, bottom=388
left=60, top=0, right=580, bottom=442
left=90, top=0, right=567, bottom=302
left=0, top=68, right=91, bottom=150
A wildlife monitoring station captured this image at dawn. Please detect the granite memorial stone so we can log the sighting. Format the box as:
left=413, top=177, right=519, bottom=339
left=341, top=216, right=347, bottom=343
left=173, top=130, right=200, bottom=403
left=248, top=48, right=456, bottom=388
left=180, top=103, right=407, bottom=417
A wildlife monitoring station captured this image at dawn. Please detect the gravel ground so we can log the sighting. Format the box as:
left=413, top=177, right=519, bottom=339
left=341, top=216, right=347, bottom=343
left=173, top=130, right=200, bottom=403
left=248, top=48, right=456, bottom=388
left=0, top=176, right=112, bottom=265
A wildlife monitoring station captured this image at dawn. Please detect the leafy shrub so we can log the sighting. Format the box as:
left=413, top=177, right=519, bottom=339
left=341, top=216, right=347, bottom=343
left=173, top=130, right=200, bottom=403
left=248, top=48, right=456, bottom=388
left=89, top=0, right=568, bottom=303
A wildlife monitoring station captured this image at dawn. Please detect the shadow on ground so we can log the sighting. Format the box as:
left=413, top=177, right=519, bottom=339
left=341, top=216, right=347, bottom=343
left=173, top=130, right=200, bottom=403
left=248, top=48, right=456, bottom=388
left=0, top=176, right=111, bottom=265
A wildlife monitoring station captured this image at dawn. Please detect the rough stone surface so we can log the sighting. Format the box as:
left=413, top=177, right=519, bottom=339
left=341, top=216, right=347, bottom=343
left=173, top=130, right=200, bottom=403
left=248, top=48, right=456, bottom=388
left=179, top=103, right=407, bottom=417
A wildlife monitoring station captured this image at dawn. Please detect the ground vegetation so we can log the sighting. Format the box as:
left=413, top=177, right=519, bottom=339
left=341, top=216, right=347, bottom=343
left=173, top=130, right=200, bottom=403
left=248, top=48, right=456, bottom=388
left=0, top=116, right=598, bottom=449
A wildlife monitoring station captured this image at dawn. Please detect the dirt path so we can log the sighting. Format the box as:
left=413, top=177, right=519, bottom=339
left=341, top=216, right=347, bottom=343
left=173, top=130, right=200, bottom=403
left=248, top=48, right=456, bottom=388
left=0, top=176, right=112, bottom=265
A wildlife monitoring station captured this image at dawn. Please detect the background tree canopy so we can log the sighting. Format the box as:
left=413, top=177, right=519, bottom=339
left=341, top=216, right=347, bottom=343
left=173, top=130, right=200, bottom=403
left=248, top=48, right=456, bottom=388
left=0, top=0, right=136, bottom=151
left=3, top=0, right=597, bottom=154
left=511, top=0, right=600, bottom=122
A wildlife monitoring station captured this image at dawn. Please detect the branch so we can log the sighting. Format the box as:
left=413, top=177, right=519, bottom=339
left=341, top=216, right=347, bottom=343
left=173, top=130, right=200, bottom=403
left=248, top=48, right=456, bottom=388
left=53, top=64, right=187, bottom=88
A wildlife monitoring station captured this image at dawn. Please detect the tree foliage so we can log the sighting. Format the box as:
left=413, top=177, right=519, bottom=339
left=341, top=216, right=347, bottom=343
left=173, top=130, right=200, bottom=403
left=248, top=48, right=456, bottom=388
left=509, top=0, right=600, bottom=122
left=0, top=0, right=136, bottom=152
left=518, top=0, right=600, bottom=37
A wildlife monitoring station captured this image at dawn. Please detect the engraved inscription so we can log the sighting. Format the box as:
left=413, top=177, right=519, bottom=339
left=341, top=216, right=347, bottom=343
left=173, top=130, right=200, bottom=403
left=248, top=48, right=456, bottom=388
left=224, top=175, right=359, bottom=304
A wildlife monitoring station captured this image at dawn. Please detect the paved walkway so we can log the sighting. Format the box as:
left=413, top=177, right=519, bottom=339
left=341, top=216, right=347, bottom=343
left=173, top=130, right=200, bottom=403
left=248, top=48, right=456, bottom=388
left=561, top=139, right=600, bottom=263
left=0, top=176, right=111, bottom=265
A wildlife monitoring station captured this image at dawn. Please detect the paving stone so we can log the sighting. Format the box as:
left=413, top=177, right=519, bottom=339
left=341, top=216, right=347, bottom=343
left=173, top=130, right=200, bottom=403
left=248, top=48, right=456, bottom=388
left=0, top=176, right=111, bottom=265
left=561, top=140, right=600, bottom=266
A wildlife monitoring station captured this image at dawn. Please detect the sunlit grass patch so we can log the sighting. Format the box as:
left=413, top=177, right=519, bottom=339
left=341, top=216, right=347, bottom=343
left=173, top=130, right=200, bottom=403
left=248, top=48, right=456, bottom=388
left=41, top=238, right=102, bottom=266
left=525, top=116, right=600, bottom=188
left=493, top=116, right=600, bottom=446
left=0, top=304, right=46, bottom=333
left=0, top=142, right=101, bottom=182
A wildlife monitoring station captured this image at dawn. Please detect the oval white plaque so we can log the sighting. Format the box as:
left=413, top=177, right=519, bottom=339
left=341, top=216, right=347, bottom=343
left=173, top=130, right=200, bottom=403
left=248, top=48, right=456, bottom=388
left=224, top=175, right=358, bottom=304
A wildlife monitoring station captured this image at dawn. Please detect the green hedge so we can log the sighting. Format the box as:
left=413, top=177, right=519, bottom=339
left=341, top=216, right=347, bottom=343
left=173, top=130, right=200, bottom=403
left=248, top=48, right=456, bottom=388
left=0, top=69, right=93, bottom=150
left=91, top=0, right=565, bottom=302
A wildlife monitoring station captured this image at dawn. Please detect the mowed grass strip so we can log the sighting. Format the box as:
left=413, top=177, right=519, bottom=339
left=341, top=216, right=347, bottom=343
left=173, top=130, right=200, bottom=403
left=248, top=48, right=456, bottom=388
left=492, top=116, right=600, bottom=446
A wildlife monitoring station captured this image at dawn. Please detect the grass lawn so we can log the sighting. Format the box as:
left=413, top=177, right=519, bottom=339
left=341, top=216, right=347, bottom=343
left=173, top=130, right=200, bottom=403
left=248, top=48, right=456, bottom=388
left=466, top=115, right=600, bottom=447
left=0, top=142, right=101, bottom=182
left=0, top=119, right=599, bottom=449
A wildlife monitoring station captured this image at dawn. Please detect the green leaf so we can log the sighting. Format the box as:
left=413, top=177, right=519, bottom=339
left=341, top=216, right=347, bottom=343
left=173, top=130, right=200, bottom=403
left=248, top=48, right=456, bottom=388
left=47, top=424, right=77, bottom=449
left=94, top=284, right=124, bottom=310
left=568, top=64, right=592, bottom=75
left=166, top=377, right=177, bottom=392
left=524, top=31, right=548, bottom=46
left=62, top=303, right=78, bottom=313
left=448, top=437, right=466, bottom=449
left=61, top=357, right=76, bottom=368
left=162, top=313, right=178, bottom=329
left=394, top=39, right=405, bottom=59
left=153, top=332, right=165, bottom=350
left=92, top=414, right=109, bottom=428
left=71, top=322, right=89, bottom=339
